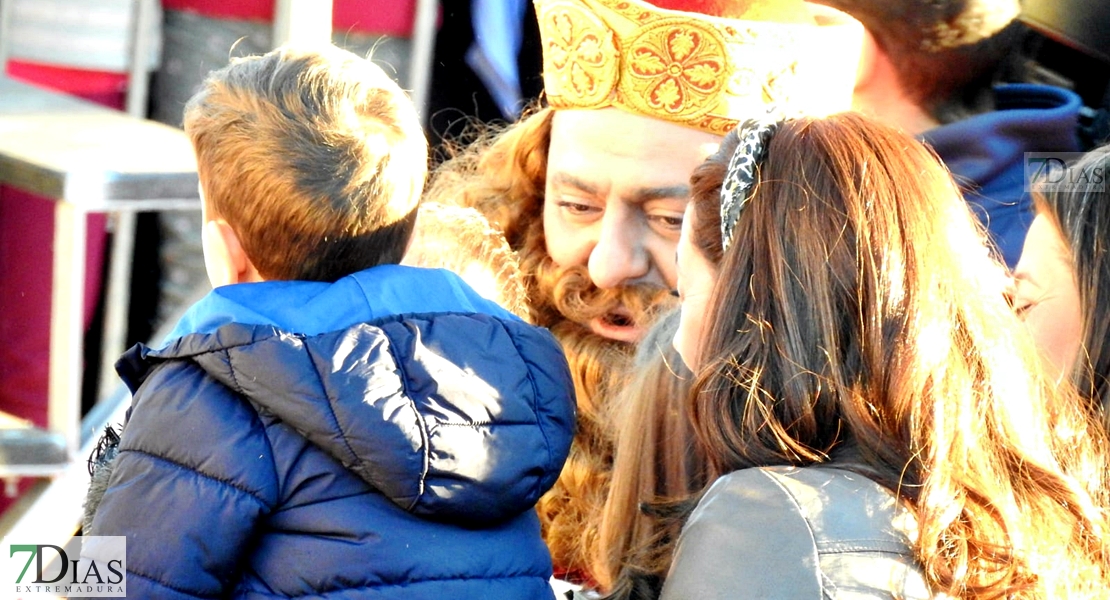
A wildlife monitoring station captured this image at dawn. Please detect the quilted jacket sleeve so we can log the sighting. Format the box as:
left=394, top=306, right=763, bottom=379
left=84, top=359, right=280, bottom=599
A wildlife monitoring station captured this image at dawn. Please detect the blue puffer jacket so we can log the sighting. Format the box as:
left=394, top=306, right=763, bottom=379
left=84, top=265, right=576, bottom=599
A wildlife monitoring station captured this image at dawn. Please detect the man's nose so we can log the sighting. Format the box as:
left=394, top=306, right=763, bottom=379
left=587, top=209, right=651, bottom=289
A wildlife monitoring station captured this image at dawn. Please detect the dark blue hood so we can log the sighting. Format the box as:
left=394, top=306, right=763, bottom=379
left=121, top=265, right=575, bottom=526
left=94, top=265, right=575, bottom=598
left=922, top=84, right=1082, bottom=268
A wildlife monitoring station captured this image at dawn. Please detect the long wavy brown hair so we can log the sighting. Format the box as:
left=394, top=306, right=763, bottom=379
left=686, top=112, right=1110, bottom=597
left=592, top=309, right=707, bottom=599
left=426, top=105, right=671, bottom=583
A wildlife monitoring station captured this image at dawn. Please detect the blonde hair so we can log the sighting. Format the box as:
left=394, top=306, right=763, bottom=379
left=402, top=202, right=530, bottom=318
left=423, top=107, right=551, bottom=274
left=689, top=113, right=1110, bottom=597
left=185, top=43, right=427, bottom=282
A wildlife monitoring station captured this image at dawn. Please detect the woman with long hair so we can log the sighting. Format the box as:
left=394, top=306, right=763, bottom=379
left=662, top=113, right=1110, bottom=598
left=1011, top=145, right=1110, bottom=423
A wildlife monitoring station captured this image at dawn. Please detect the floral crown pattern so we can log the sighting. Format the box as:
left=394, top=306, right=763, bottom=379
left=534, top=0, right=861, bottom=136
left=720, top=118, right=779, bottom=251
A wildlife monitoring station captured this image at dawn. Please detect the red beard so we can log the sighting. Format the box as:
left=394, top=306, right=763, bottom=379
left=527, top=252, right=676, bottom=337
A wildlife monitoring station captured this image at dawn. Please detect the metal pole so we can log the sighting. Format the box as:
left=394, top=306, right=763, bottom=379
left=0, top=0, right=11, bottom=70
left=409, top=0, right=439, bottom=123
left=99, top=0, right=157, bottom=401
left=125, top=0, right=155, bottom=118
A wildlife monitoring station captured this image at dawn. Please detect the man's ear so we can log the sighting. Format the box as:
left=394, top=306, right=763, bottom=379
left=201, top=219, right=261, bottom=287
left=854, top=28, right=881, bottom=95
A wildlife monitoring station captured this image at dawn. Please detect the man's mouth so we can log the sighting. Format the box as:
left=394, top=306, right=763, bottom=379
left=587, top=309, right=642, bottom=343
left=603, top=311, right=633, bottom=328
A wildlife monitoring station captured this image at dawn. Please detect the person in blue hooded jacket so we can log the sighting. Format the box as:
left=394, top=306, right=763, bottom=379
left=817, top=0, right=1083, bottom=269
left=81, top=42, right=576, bottom=600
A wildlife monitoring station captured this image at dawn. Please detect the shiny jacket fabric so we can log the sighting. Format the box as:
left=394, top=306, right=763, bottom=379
left=660, top=466, right=931, bottom=599
left=84, top=265, right=576, bottom=599
left=923, top=83, right=1082, bottom=269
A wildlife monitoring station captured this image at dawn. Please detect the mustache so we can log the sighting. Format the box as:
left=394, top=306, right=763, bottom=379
left=532, top=256, right=676, bottom=331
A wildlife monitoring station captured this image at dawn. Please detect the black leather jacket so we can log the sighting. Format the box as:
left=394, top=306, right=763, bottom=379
left=661, top=466, right=931, bottom=599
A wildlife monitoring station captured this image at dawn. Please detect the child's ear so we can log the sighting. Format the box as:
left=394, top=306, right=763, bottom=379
left=201, top=219, right=262, bottom=287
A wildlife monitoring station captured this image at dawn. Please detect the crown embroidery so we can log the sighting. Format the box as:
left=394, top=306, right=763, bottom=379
left=535, top=0, right=862, bottom=135
left=542, top=0, right=619, bottom=106
left=623, top=19, right=726, bottom=119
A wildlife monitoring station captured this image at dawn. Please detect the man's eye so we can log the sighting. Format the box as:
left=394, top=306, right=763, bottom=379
left=657, top=215, right=683, bottom=227
left=556, top=200, right=596, bottom=215
left=649, top=214, right=683, bottom=230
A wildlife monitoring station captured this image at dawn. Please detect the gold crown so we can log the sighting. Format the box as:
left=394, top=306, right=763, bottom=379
left=535, top=0, right=863, bottom=135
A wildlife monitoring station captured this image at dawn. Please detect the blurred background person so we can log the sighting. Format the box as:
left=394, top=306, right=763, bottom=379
left=816, top=0, right=1083, bottom=269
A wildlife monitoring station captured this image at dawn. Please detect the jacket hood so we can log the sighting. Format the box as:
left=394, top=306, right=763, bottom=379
left=118, top=266, right=575, bottom=525
left=922, top=83, right=1082, bottom=268
left=923, top=84, right=1081, bottom=191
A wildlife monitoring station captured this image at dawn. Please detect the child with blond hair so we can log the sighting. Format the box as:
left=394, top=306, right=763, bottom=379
left=83, top=44, right=574, bottom=599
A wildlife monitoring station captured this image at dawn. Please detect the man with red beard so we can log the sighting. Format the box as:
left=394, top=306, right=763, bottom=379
left=425, top=0, right=862, bottom=587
